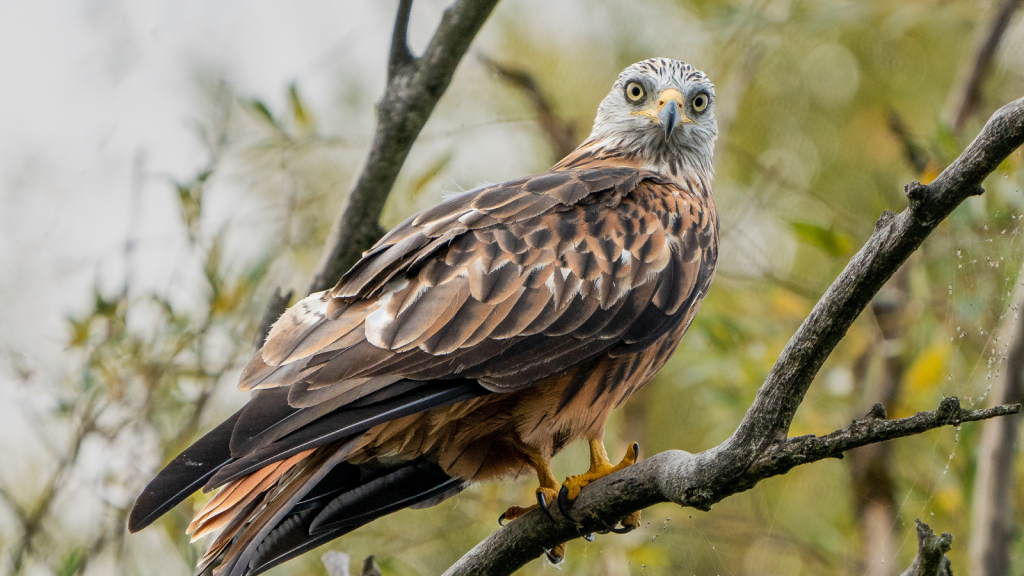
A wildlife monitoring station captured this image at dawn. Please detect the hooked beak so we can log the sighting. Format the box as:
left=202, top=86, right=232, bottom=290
left=655, top=89, right=691, bottom=141
left=658, top=100, right=680, bottom=140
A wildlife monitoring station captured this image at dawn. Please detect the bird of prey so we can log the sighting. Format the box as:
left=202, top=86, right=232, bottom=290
left=128, top=57, right=719, bottom=575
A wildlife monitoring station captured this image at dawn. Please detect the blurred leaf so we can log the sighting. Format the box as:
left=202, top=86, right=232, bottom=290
left=408, top=152, right=454, bottom=198
left=771, top=289, right=810, bottom=319
left=789, top=221, right=854, bottom=257
left=288, top=83, right=314, bottom=133
left=67, top=316, right=92, bottom=347
left=906, top=342, right=948, bottom=392
left=204, top=232, right=225, bottom=308
left=695, top=312, right=746, bottom=351
left=56, top=547, right=86, bottom=576
left=248, top=98, right=278, bottom=128
left=934, top=484, right=963, bottom=513
left=920, top=161, right=942, bottom=185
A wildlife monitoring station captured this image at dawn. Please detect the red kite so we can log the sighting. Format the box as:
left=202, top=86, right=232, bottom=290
left=129, top=57, right=719, bottom=575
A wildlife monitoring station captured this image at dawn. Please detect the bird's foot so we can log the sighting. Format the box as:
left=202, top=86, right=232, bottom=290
left=498, top=486, right=559, bottom=526
left=598, top=509, right=642, bottom=534
left=543, top=542, right=566, bottom=564
left=558, top=442, right=639, bottom=514
left=500, top=486, right=568, bottom=563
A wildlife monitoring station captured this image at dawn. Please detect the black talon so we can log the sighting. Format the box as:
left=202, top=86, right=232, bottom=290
left=544, top=548, right=564, bottom=564
left=498, top=512, right=507, bottom=527
left=536, top=492, right=556, bottom=523
left=631, top=442, right=640, bottom=459
left=584, top=533, right=595, bottom=542
left=557, top=485, right=573, bottom=518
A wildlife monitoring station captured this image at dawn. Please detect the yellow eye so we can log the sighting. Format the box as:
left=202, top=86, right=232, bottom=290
left=692, top=93, right=709, bottom=112
left=625, top=81, right=645, bottom=102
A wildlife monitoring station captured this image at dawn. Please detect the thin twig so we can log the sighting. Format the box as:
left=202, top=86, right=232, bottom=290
left=887, top=109, right=931, bottom=174
left=943, top=0, right=1023, bottom=132
left=440, top=96, right=1024, bottom=576
left=478, top=54, right=578, bottom=161
left=309, top=0, right=501, bottom=294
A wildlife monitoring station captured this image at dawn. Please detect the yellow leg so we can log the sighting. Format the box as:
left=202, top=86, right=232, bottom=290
left=559, top=439, right=642, bottom=534
left=561, top=439, right=639, bottom=501
left=499, top=454, right=560, bottom=524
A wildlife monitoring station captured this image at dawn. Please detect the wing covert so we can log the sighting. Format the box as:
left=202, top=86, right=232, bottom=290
left=229, top=167, right=715, bottom=467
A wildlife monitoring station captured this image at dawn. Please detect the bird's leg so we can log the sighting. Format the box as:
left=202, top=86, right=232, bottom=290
left=495, top=455, right=568, bottom=563
left=498, top=454, right=560, bottom=526
left=557, top=438, right=641, bottom=532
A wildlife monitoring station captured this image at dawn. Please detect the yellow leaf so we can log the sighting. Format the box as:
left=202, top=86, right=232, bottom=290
left=772, top=290, right=809, bottom=319
left=920, top=161, right=942, bottom=185
left=934, top=485, right=962, bottom=513
left=906, top=343, right=948, bottom=391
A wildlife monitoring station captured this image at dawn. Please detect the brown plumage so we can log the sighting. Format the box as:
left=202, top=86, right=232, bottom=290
left=128, top=57, right=720, bottom=575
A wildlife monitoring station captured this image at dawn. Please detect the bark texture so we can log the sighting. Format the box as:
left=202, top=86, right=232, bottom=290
left=441, top=96, right=1024, bottom=576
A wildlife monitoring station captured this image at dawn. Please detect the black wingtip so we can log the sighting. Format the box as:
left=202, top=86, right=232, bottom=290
left=128, top=409, right=243, bottom=532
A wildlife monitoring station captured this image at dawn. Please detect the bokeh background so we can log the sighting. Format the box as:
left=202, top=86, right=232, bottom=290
left=2, top=1, right=1024, bottom=575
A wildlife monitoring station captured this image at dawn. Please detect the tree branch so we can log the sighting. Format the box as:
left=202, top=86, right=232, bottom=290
left=900, top=520, right=953, bottom=576
left=733, top=96, right=1024, bottom=452
left=388, top=0, right=415, bottom=81
left=441, top=97, right=1024, bottom=576
left=309, top=0, right=501, bottom=293
left=478, top=54, right=579, bottom=161
left=443, top=399, right=1017, bottom=576
left=943, top=0, right=1023, bottom=133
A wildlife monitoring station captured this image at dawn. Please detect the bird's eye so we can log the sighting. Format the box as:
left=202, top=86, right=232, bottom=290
left=692, top=93, right=709, bottom=112
left=625, top=82, right=645, bottom=102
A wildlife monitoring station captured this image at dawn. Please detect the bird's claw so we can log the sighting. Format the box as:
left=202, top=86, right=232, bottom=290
left=558, top=442, right=640, bottom=515
left=557, top=485, right=573, bottom=519
left=610, top=510, right=642, bottom=534
left=544, top=542, right=566, bottom=564
left=499, top=487, right=559, bottom=526
left=536, top=490, right=556, bottom=523
left=584, top=533, right=595, bottom=542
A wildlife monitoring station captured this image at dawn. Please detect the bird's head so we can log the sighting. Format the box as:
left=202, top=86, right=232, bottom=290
left=590, top=58, right=717, bottom=177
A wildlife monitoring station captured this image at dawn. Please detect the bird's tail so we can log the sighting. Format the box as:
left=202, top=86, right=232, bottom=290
left=192, top=444, right=467, bottom=576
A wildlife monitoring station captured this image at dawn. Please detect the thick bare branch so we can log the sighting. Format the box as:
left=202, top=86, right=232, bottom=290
left=943, top=0, right=1022, bottom=133
left=309, top=0, right=501, bottom=293
left=441, top=97, right=1024, bottom=576
left=732, top=96, right=1024, bottom=455
left=442, top=398, right=1017, bottom=576
left=900, top=520, right=953, bottom=576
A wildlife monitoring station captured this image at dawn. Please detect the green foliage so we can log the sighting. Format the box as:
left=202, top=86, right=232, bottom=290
left=789, top=221, right=855, bottom=257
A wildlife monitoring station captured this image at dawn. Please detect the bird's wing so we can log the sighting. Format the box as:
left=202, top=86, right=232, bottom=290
left=129, top=166, right=714, bottom=533
left=238, top=165, right=714, bottom=433
left=249, top=166, right=708, bottom=394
